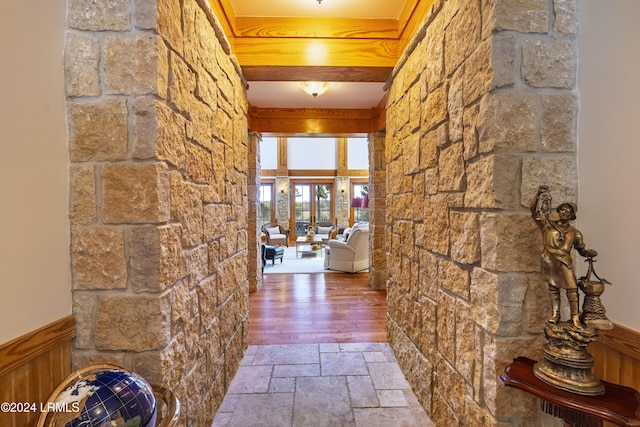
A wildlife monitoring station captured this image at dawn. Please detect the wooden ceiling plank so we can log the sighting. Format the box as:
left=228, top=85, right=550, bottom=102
left=235, top=17, right=398, bottom=39
left=234, top=38, right=398, bottom=68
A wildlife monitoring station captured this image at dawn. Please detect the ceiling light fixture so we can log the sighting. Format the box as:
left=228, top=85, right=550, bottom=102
left=299, top=81, right=330, bottom=98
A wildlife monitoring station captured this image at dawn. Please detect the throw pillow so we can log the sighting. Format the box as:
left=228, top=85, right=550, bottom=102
left=265, top=226, right=280, bottom=235
left=317, top=226, right=333, bottom=235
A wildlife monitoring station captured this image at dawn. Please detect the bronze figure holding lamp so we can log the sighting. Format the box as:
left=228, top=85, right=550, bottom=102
left=530, top=185, right=613, bottom=396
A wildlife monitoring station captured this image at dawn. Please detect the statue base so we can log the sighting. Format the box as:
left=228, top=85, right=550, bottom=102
left=534, top=322, right=604, bottom=396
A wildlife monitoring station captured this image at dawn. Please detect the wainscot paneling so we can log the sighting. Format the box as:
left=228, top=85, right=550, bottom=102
left=590, top=322, right=640, bottom=390
left=0, top=315, right=75, bottom=427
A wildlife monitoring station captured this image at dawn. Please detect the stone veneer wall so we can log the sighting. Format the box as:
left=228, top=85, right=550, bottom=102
left=368, top=133, right=388, bottom=291
left=384, top=0, right=578, bottom=425
left=335, top=176, right=351, bottom=227
left=275, top=177, right=290, bottom=227
left=248, top=132, right=263, bottom=292
left=66, top=1, right=249, bottom=425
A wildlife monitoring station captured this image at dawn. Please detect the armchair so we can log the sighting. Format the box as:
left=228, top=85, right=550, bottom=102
left=324, top=225, right=369, bottom=273
left=312, top=221, right=335, bottom=242
left=261, top=224, right=290, bottom=247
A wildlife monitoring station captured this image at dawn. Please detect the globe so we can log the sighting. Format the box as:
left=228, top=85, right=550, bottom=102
left=39, top=364, right=157, bottom=427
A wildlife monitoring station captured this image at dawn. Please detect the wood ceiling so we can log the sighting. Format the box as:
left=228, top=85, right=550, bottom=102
left=207, top=0, right=434, bottom=135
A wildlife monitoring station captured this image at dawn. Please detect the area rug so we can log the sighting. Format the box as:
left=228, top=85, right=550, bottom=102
left=262, top=246, right=367, bottom=274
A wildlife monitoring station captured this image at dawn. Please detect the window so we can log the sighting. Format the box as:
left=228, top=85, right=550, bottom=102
left=351, top=181, right=369, bottom=224
left=259, top=182, right=275, bottom=226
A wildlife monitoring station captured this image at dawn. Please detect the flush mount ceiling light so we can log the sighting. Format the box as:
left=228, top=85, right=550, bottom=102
left=299, top=81, right=330, bottom=98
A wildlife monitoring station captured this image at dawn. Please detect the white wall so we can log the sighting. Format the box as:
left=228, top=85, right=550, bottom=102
left=577, top=1, right=640, bottom=331
left=260, top=137, right=278, bottom=170
left=347, top=138, right=369, bottom=170
left=288, top=137, right=337, bottom=169
left=0, top=1, right=71, bottom=343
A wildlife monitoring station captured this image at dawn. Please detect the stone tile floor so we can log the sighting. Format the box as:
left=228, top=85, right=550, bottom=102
left=211, top=342, right=434, bottom=427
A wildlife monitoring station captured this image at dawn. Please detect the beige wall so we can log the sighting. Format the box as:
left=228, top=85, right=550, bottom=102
left=0, top=1, right=70, bottom=344
left=577, top=1, right=640, bottom=332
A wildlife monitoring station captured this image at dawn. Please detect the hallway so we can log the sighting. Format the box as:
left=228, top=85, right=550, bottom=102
left=211, top=273, right=434, bottom=426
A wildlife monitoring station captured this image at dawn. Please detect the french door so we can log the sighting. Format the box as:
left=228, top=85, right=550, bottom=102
left=291, top=181, right=334, bottom=239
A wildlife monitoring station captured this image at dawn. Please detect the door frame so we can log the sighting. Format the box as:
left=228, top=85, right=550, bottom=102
left=289, top=179, right=336, bottom=240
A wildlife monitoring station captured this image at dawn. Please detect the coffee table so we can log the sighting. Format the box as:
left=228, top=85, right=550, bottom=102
left=295, top=236, right=325, bottom=258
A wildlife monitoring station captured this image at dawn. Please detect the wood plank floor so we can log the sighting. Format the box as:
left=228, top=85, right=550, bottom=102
left=249, top=272, right=388, bottom=345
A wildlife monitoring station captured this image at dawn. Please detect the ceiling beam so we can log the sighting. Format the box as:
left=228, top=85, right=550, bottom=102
left=248, top=107, right=380, bottom=135
left=233, top=37, right=398, bottom=68
left=242, top=66, right=392, bottom=83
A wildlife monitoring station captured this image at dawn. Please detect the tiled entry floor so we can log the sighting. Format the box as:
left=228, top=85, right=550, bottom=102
left=211, top=342, right=434, bottom=427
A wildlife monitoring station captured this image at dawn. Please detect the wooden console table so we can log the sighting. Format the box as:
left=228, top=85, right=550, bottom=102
left=500, top=357, right=640, bottom=427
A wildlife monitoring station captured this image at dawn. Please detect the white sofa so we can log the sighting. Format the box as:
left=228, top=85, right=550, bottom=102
left=323, top=224, right=369, bottom=273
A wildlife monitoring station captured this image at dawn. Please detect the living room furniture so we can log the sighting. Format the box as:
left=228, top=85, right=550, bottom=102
left=312, top=222, right=335, bottom=243
left=295, top=236, right=324, bottom=258
left=500, top=357, right=640, bottom=427
left=263, top=244, right=284, bottom=266
left=336, top=222, right=368, bottom=242
left=324, top=225, right=369, bottom=273
left=261, top=224, right=290, bottom=247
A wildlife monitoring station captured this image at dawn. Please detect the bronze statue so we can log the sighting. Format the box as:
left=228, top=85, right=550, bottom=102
left=530, top=185, right=612, bottom=396
left=530, top=185, right=598, bottom=329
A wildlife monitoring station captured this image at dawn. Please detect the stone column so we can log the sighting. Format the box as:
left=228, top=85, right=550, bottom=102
left=275, top=177, right=290, bottom=228
left=248, top=131, right=263, bottom=292
left=384, top=0, right=579, bottom=425
left=368, top=132, right=388, bottom=290
left=66, top=1, right=250, bottom=425
left=335, top=176, right=351, bottom=227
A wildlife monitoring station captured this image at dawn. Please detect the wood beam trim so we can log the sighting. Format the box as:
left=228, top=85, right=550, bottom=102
left=242, top=66, right=391, bottom=82
left=287, top=169, right=337, bottom=177
left=337, top=137, right=348, bottom=176
left=233, top=38, right=399, bottom=68
left=250, top=107, right=374, bottom=119
left=277, top=136, right=288, bottom=175
left=0, top=315, right=76, bottom=378
left=398, top=0, right=438, bottom=54
left=249, top=107, right=377, bottom=134
left=235, top=17, right=399, bottom=39
left=250, top=117, right=375, bottom=135
left=208, top=0, right=237, bottom=47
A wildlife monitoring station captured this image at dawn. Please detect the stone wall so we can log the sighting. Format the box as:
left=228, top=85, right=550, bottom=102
left=368, top=133, right=388, bottom=291
left=384, top=0, right=578, bottom=425
left=66, top=0, right=249, bottom=425
left=248, top=132, right=263, bottom=292
left=275, top=177, right=290, bottom=226
left=335, top=176, right=351, bottom=227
